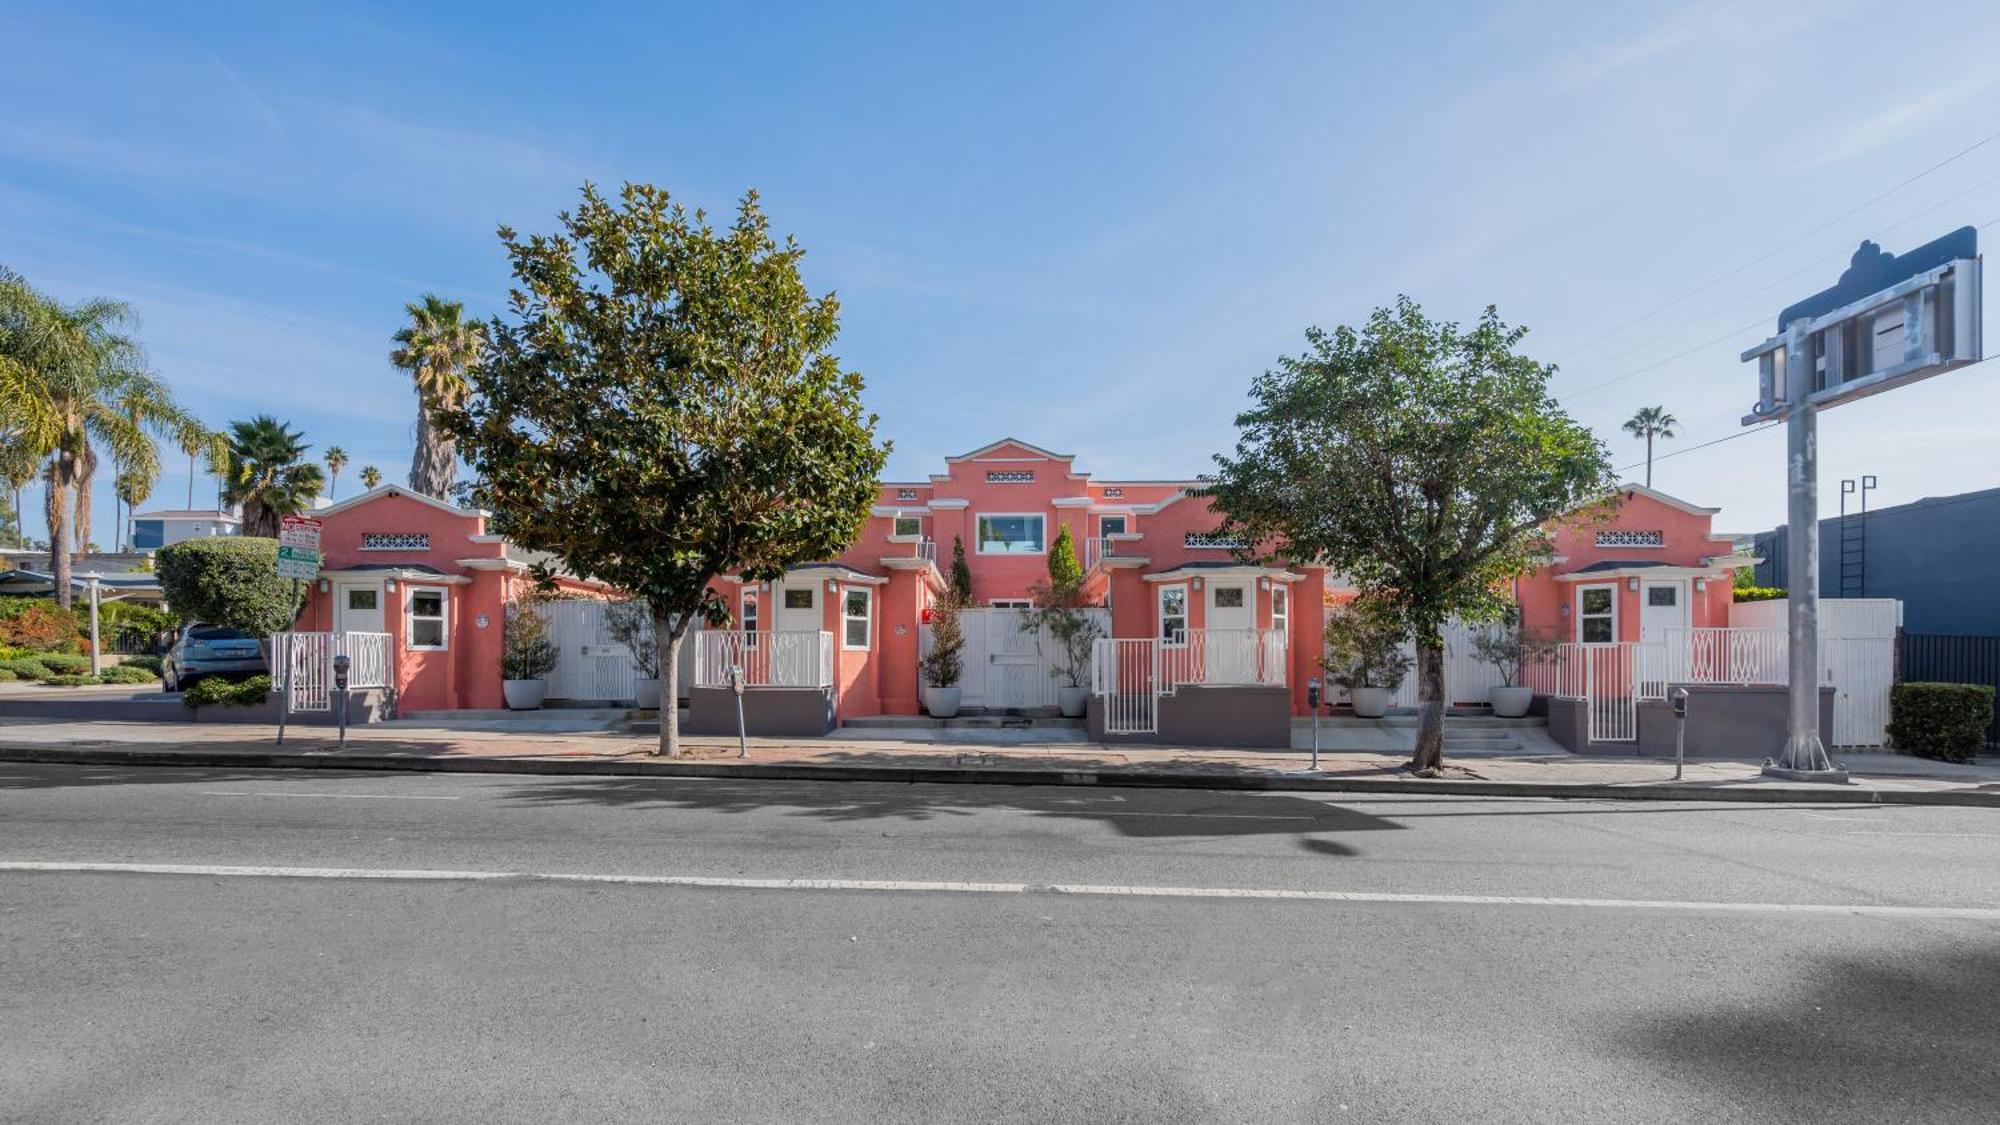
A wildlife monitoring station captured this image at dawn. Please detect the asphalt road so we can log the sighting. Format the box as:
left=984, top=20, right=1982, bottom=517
left=3, top=763, right=1998, bottom=1123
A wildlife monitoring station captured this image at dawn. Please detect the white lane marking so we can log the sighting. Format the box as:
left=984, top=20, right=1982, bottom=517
left=199, top=791, right=462, bottom=801
left=3, top=860, right=1997, bottom=921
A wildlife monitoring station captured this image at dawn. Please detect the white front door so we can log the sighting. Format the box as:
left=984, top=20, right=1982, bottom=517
left=1206, top=581, right=1255, bottom=683
left=1639, top=580, right=1687, bottom=645
left=775, top=580, right=821, bottom=634
left=335, top=582, right=386, bottom=635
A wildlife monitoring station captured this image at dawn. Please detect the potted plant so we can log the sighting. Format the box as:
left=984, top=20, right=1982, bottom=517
left=604, top=600, right=661, bottom=709
left=1470, top=607, right=1559, bottom=718
left=501, top=601, right=559, bottom=710
left=1324, top=599, right=1410, bottom=719
left=1025, top=527, right=1104, bottom=717
left=918, top=589, right=966, bottom=718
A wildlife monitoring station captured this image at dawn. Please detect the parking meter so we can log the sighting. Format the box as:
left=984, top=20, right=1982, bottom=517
left=729, top=665, right=748, bottom=758
left=1669, top=687, right=1689, bottom=780
left=332, top=653, right=353, bottom=748
left=1306, top=677, right=1323, bottom=771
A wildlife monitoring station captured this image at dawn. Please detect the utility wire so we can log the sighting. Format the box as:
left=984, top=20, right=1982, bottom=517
left=1558, top=128, right=2000, bottom=365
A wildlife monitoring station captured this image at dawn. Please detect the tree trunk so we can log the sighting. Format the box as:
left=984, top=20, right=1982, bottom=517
left=1644, top=433, right=1653, bottom=488
left=654, top=606, right=688, bottom=757
left=45, top=460, right=72, bottom=610
left=72, top=445, right=96, bottom=562
left=1409, top=639, right=1447, bottom=773
left=408, top=409, right=457, bottom=501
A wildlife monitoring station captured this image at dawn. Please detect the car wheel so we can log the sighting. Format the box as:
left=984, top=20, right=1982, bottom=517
left=164, top=667, right=178, bottom=693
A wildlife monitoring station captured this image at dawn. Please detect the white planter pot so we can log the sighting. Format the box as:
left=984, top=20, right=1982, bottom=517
left=503, top=679, right=548, bottom=711
left=1057, top=685, right=1089, bottom=718
left=633, top=678, right=662, bottom=711
left=923, top=686, right=963, bottom=719
left=1349, top=686, right=1393, bottom=718
left=1489, top=685, right=1533, bottom=718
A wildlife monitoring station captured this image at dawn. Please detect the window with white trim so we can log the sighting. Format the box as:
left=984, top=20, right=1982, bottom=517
left=407, top=587, right=448, bottom=650
left=892, top=515, right=922, bottom=538
left=1271, top=586, right=1288, bottom=638
left=842, top=588, right=872, bottom=649
left=976, top=514, right=1045, bottom=554
left=1578, top=585, right=1616, bottom=644
left=989, top=598, right=1033, bottom=610
left=1098, top=514, right=1128, bottom=536
left=742, top=591, right=759, bottom=646
left=1159, top=585, right=1188, bottom=644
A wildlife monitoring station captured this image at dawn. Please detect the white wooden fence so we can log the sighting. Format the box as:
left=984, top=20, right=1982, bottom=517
left=536, top=599, right=699, bottom=703
left=693, top=630, right=834, bottom=689
left=269, top=631, right=393, bottom=713
left=924, top=607, right=1111, bottom=712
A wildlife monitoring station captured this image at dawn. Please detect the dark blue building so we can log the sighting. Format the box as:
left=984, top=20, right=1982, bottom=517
left=1753, top=485, right=2000, bottom=636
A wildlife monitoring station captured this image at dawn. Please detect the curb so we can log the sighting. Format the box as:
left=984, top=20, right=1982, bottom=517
left=3, top=745, right=1997, bottom=807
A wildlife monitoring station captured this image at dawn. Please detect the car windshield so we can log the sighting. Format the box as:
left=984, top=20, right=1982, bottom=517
left=187, top=626, right=250, bottom=642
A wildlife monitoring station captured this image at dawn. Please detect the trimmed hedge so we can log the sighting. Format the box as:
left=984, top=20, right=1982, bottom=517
left=119, top=654, right=164, bottom=675
left=37, top=674, right=98, bottom=687
left=1888, top=682, right=1995, bottom=763
left=183, top=674, right=271, bottom=710
left=156, top=538, right=303, bottom=639
left=0, top=657, right=53, bottom=679
left=98, top=664, right=158, bottom=685
left=1733, top=586, right=1788, bottom=603
left=33, top=652, right=91, bottom=676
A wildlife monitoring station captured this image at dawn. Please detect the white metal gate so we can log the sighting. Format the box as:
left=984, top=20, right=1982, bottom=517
left=1092, top=637, right=1160, bottom=734
left=929, top=607, right=1108, bottom=711
left=270, top=631, right=393, bottom=712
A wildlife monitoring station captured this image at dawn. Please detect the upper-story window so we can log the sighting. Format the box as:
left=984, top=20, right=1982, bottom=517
left=363, top=532, right=430, bottom=551
left=1595, top=529, right=1664, bottom=548
left=1185, top=532, right=1246, bottom=550
left=977, top=514, right=1045, bottom=554
left=1098, top=515, right=1128, bottom=536
left=891, top=515, right=922, bottom=538
left=985, top=470, right=1035, bottom=484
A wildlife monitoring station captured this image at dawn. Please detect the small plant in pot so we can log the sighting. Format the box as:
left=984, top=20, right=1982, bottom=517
left=1470, top=607, right=1559, bottom=718
left=1025, top=527, right=1103, bottom=718
left=501, top=601, right=560, bottom=710
left=918, top=589, right=966, bottom=718
left=1324, top=598, right=1410, bottom=719
left=604, top=599, right=662, bottom=710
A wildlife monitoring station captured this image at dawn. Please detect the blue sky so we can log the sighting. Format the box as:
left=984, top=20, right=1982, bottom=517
left=8, top=0, right=2000, bottom=546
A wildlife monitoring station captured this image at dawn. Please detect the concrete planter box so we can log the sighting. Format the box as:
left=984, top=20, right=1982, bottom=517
left=1056, top=686, right=1088, bottom=718
left=1088, top=684, right=1293, bottom=748
left=1544, top=684, right=1835, bottom=756
left=503, top=679, right=548, bottom=711
left=1489, top=685, right=1533, bottom=718
left=686, top=685, right=836, bottom=737
left=1349, top=687, right=1393, bottom=718
left=633, top=678, right=662, bottom=711
left=923, top=686, right=963, bottom=718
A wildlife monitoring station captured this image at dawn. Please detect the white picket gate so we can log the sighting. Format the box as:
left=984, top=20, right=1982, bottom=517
left=269, top=631, right=393, bottom=712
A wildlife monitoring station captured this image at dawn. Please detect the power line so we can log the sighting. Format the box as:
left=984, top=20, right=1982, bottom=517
left=1616, top=422, right=1778, bottom=473
left=1558, top=128, right=2000, bottom=366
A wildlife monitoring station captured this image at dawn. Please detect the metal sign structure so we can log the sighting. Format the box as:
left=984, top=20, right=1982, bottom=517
left=1741, top=230, right=1983, bottom=780
left=276, top=515, right=324, bottom=581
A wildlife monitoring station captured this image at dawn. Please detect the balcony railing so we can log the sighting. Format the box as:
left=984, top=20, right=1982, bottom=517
left=693, top=630, right=835, bottom=689
left=1084, top=536, right=1139, bottom=570
left=1091, top=628, right=1287, bottom=694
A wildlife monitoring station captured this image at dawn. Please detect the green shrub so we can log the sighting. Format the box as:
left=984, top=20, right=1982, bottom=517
left=156, top=538, right=303, bottom=638
left=0, top=668, right=16, bottom=682
left=0, top=597, right=84, bottom=651
left=1888, top=683, right=1995, bottom=763
left=1732, top=586, right=1788, bottom=603
left=37, top=674, right=99, bottom=687
left=182, top=674, right=271, bottom=710
left=33, top=652, right=91, bottom=676
left=0, top=657, right=52, bottom=679
left=119, top=654, right=163, bottom=675
left=98, top=665, right=158, bottom=685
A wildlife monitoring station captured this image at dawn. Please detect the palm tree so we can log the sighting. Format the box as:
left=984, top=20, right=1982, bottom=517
left=1622, top=405, right=1679, bottom=489
left=359, top=464, right=382, bottom=490
left=221, top=416, right=325, bottom=538
left=0, top=437, right=37, bottom=549
left=324, top=445, right=348, bottom=500
left=114, top=468, right=153, bottom=552
left=0, top=270, right=207, bottom=605
left=390, top=295, right=485, bottom=500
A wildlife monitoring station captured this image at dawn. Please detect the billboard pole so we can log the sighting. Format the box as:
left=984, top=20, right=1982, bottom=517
left=1768, top=319, right=1844, bottom=781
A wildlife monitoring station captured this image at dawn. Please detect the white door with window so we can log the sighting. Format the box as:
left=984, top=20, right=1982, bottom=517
left=334, top=582, right=386, bottom=635
left=775, top=581, right=820, bottom=634
left=1639, top=580, right=1687, bottom=645
left=1206, top=581, right=1255, bottom=683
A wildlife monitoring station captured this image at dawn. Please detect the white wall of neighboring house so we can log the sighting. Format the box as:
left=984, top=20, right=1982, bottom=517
left=128, top=509, right=241, bottom=551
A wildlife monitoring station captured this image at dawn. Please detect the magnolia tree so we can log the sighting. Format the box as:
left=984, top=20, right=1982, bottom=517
left=442, top=183, right=889, bottom=756
left=1207, top=297, right=1613, bottom=773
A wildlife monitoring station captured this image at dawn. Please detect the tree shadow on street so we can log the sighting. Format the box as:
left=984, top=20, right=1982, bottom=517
left=497, top=774, right=1402, bottom=846
left=1615, top=942, right=2000, bottom=1120
left=0, top=762, right=435, bottom=790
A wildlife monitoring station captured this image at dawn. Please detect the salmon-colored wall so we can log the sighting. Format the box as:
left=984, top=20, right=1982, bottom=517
left=1518, top=492, right=1737, bottom=645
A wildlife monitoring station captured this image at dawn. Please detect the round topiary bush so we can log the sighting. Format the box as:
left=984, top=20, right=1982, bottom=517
left=156, top=538, right=304, bottom=638
left=1888, top=682, right=1996, bottom=764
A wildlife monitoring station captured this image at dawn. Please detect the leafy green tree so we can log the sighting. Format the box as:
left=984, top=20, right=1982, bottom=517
left=391, top=295, right=485, bottom=500
left=0, top=269, right=207, bottom=605
left=1621, top=405, right=1678, bottom=488
left=949, top=535, right=973, bottom=602
left=359, top=464, right=382, bottom=490
left=441, top=182, right=890, bottom=756
left=1208, top=297, right=1614, bottom=773
left=221, top=416, right=325, bottom=538
left=323, top=445, right=348, bottom=500
left=156, top=537, right=303, bottom=637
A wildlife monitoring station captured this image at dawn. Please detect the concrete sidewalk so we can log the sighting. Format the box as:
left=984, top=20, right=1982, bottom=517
left=2, top=716, right=1997, bottom=806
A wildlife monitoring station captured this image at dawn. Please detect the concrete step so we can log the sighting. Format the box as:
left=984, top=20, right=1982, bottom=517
left=1329, top=714, right=1548, bottom=729
left=403, top=707, right=631, bottom=723
left=844, top=715, right=1085, bottom=731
